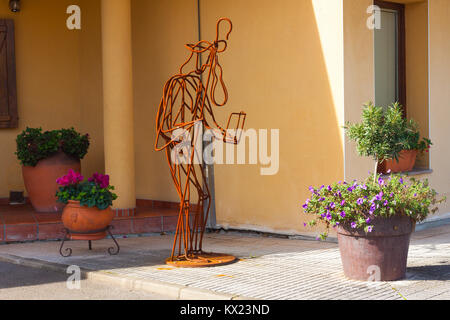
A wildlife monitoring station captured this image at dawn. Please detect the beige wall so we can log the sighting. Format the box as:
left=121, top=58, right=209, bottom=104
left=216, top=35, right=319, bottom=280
left=0, top=0, right=104, bottom=197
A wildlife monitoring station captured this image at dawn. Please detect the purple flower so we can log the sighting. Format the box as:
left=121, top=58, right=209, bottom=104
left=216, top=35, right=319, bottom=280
left=308, top=186, right=315, bottom=193
left=356, top=198, right=364, bottom=205
left=399, top=178, right=404, bottom=184
left=326, top=213, right=332, bottom=221
left=351, top=222, right=357, bottom=229
left=378, top=178, right=385, bottom=186
left=414, top=193, right=417, bottom=197
left=341, top=200, right=346, bottom=206
left=329, top=202, right=335, bottom=209
left=369, top=203, right=376, bottom=215
left=387, top=169, right=391, bottom=174
left=375, top=192, right=384, bottom=201
left=390, top=192, right=394, bottom=198
left=340, top=211, right=346, bottom=218
left=327, top=185, right=332, bottom=191
left=319, top=197, right=325, bottom=202
left=366, top=218, right=371, bottom=223
left=302, top=199, right=310, bottom=209
left=383, top=200, right=388, bottom=206
left=359, top=184, right=367, bottom=190
left=367, top=226, right=373, bottom=232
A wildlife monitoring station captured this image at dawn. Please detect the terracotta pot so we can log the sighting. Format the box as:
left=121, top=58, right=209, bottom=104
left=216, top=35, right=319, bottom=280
left=22, top=151, right=81, bottom=213
left=337, top=215, right=415, bottom=281
left=61, top=200, right=114, bottom=240
left=378, top=150, right=418, bottom=174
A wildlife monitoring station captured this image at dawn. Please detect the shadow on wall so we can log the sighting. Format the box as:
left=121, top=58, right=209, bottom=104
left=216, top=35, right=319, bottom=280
left=131, top=0, right=199, bottom=203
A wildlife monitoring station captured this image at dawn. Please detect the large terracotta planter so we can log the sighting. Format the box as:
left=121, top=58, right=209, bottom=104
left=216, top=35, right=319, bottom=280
left=61, top=200, right=114, bottom=240
left=378, top=150, right=418, bottom=174
left=22, top=151, right=81, bottom=213
left=337, top=215, right=415, bottom=281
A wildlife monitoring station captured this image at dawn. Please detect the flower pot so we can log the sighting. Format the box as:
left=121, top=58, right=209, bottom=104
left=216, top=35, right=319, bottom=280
left=22, top=151, right=81, bottom=213
left=378, top=150, right=418, bottom=174
left=61, top=200, right=114, bottom=240
left=337, top=215, right=415, bottom=281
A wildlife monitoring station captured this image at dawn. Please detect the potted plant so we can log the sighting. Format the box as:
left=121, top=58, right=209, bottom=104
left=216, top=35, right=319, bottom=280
left=56, top=170, right=117, bottom=240
left=302, top=174, right=445, bottom=281
left=16, top=127, right=90, bottom=213
left=382, top=119, right=432, bottom=174
left=345, top=102, right=431, bottom=175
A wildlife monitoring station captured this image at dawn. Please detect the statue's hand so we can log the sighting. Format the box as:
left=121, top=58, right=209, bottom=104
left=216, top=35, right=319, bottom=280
left=223, top=111, right=247, bottom=144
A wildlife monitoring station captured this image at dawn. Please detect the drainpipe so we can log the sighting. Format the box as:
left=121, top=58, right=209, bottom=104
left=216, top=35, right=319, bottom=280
left=197, top=0, right=218, bottom=229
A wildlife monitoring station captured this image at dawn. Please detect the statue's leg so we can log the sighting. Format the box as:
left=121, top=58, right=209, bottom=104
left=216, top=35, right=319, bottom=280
left=197, top=163, right=211, bottom=252
left=165, top=148, right=188, bottom=261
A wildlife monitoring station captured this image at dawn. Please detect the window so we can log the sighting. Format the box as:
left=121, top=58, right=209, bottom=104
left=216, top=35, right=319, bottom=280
left=0, top=19, right=18, bottom=128
left=374, top=0, right=406, bottom=115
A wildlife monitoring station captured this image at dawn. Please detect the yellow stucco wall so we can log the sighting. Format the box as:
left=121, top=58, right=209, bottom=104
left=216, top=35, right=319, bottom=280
left=0, top=0, right=447, bottom=232
left=405, top=1, right=429, bottom=169
left=130, top=0, right=449, bottom=232
left=199, top=0, right=344, bottom=234
left=343, top=0, right=449, bottom=219
left=0, top=0, right=104, bottom=198
left=131, top=0, right=198, bottom=202
left=343, top=0, right=375, bottom=181
left=428, top=0, right=450, bottom=217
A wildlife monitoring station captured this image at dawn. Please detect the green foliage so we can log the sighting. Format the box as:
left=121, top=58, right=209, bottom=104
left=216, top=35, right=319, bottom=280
left=16, top=127, right=90, bottom=167
left=302, top=174, right=446, bottom=240
left=56, top=180, right=117, bottom=211
left=344, top=102, right=431, bottom=162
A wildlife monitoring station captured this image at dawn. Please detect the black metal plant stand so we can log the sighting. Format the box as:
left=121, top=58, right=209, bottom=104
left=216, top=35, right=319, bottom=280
left=59, top=225, right=120, bottom=257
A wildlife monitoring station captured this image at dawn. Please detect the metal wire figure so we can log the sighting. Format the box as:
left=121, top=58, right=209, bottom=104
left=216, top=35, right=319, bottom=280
left=155, top=18, right=246, bottom=267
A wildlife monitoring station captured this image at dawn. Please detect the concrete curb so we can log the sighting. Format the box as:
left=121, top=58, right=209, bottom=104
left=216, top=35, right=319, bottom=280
left=0, top=253, right=256, bottom=300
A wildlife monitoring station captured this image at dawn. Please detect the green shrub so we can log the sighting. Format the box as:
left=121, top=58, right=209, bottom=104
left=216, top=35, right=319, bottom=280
left=345, top=102, right=431, bottom=163
left=16, top=127, right=90, bottom=167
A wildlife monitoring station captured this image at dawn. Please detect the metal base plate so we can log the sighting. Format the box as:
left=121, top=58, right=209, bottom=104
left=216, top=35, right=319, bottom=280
left=166, top=252, right=237, bottom=268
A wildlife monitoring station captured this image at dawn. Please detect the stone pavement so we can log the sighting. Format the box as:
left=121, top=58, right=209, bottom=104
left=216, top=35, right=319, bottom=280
left=0, top=221, right=449, bottom=300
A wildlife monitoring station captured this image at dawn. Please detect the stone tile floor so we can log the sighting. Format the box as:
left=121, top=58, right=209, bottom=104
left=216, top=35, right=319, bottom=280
left=0, top=222, right=449, bottom=300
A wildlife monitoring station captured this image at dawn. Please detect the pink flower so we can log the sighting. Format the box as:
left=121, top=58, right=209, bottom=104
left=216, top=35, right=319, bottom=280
left=89, top=172, right=110, bottom=189
left=57, top=169, right=84, bottom=186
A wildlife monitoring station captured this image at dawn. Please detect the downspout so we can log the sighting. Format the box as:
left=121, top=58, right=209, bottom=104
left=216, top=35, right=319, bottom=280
left=198, top=0, right=218, bottom=229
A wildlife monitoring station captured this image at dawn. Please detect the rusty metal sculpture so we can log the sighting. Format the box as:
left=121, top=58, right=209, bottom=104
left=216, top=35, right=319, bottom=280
left=155, top=18, right=246, bottom=267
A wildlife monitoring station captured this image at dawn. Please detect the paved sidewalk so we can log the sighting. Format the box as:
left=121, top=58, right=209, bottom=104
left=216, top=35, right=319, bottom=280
left=0, top=222, right=449, bottom=300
